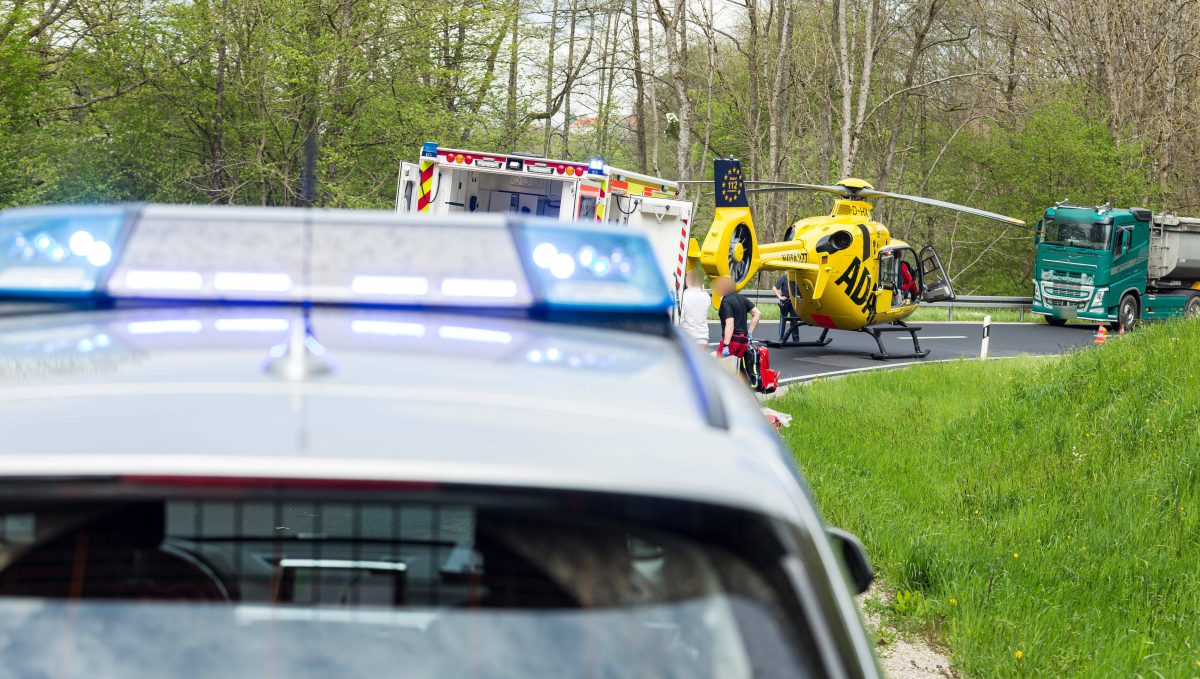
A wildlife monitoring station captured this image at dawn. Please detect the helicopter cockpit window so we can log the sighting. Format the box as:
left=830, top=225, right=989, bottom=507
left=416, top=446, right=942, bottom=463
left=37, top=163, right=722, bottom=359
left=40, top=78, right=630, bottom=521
left=878, top=251, right=897, bottom=289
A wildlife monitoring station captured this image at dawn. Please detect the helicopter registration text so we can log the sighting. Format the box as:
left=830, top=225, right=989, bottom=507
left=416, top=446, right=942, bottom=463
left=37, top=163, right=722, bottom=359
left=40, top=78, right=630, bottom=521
left=835, top=202, right=872, bottom=218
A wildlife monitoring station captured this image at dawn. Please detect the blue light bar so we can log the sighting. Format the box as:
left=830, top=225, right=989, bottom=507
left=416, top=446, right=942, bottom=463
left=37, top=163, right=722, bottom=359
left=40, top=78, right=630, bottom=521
left=0, top=205, right=671, bottom=317
left=516, top=220, right=671, bottom=312
left=421, top=142, right=439, bottom=158
left=0, top=206, right=126, bottom=295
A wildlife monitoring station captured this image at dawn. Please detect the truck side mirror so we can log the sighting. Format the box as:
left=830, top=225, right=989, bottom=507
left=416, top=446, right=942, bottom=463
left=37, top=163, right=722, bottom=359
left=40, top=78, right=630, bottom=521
left=1034, top=219, right=1043, bottom=244
left=828, top=527, right=874, bottom=594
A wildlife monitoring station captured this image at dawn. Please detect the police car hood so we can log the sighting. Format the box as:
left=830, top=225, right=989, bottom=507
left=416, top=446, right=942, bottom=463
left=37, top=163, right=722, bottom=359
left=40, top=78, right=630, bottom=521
left=0, top=305, right=805, bottom=521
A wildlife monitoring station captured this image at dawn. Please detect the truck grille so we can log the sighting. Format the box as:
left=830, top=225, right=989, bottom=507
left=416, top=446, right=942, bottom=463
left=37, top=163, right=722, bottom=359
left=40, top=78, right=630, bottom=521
left=1043, top=284, right=1090, bottom=301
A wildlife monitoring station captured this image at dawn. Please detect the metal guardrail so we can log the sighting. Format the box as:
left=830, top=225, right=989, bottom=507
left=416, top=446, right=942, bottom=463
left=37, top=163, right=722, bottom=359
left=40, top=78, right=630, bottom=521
left=739, top=290, right=1035, bottom=321
left=927, top=295, right=1034, bottom=321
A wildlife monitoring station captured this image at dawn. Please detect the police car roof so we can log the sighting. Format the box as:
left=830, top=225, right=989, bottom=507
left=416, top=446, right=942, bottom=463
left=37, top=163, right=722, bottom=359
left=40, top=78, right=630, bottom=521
left=0, top=203, right=808, bottom=522
left=0, top=303, right=806, bottom=522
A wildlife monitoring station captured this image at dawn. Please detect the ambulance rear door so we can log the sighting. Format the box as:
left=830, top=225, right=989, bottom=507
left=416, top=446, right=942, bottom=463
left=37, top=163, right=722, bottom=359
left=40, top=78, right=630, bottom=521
left=575, top=178, right=604, bottom=222
left=396, top=162, right=421, bottom=213
left=611, top=195, right=694, bottom=309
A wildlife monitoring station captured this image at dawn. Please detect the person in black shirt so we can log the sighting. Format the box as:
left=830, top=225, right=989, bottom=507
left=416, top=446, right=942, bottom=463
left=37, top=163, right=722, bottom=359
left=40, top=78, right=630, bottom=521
left=715, top=276, right=760, bottom=358
left=772, top=275, right=799, bottom=319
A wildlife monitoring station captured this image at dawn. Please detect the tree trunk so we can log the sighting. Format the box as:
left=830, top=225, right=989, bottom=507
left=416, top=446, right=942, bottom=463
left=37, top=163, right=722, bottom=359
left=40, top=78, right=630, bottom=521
left=209, top=0, right=229, bottom=204
left=630, top=0, right=648, bottom=171
left=766, top=0, right=792, bottom=230
left=647, top=17, right=661, bottom=175
left=674, top=2, right=691, bottom=183
left=596, top=8, right=616, bottom=156
left=651, top=0, right=692, bottom=184
left=846, top=0, right=878, bottom=176
left=877, top=0, right=939, bottom=191
left=543, top=0, right=559, bottom=156
left=834, top=0, right=853, bottom=177
left=562, top=0, right=578, bottom=156
left=504, top=5, right=520, bottom=148
left=746, top=0, right=761, bottom=173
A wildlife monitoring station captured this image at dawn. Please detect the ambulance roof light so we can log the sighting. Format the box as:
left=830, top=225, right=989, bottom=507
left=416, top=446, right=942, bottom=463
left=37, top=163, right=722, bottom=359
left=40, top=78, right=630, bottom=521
left=587, top=158, right=605, bottom=175
left=421, top=141, right=439, bottom=158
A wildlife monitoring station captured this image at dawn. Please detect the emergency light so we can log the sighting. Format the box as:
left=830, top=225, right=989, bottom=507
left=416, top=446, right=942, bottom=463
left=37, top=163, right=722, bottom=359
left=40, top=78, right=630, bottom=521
left=0, top=204, right=672, bottom=315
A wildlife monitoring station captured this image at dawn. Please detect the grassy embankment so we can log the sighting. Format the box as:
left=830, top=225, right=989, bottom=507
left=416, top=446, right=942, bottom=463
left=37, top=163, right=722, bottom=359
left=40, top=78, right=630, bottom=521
left=769, top=319, right=1200, bottom=677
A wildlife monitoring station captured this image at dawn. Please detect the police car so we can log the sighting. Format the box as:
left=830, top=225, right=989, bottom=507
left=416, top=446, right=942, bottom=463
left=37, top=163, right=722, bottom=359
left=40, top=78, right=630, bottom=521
left=0, top=205, right=879, bottom=677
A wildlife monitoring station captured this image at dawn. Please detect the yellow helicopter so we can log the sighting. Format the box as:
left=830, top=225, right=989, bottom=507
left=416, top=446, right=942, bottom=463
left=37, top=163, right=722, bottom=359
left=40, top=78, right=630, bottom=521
left=695, top=158, right=1024, bottom=359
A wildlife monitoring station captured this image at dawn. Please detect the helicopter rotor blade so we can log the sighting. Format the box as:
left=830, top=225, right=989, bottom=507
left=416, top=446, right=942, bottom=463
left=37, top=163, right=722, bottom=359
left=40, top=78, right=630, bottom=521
left=856, top=189, right=1026, bottom=226
left=745, top=185, right=852, bottom=197
left=739, top=180, right=1025, bottom=225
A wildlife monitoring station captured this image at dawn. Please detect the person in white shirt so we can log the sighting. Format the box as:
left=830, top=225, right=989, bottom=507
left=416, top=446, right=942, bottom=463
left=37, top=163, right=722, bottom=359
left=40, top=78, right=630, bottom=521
left=679, top=269, right=711, bottom=346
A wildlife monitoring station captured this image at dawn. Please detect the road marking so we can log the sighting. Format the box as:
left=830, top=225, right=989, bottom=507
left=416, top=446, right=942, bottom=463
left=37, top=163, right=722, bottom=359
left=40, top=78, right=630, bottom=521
left=907, top=335, right=967, bottom=340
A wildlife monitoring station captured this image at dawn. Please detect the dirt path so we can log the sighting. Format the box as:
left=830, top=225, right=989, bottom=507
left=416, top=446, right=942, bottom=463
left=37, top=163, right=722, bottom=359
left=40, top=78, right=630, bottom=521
left=858, top=585, right=956, bottom=678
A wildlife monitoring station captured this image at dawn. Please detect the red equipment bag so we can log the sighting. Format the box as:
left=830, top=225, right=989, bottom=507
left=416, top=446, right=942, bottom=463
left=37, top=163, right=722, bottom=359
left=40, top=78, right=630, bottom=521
left=740, top=343, right=779, bottom=394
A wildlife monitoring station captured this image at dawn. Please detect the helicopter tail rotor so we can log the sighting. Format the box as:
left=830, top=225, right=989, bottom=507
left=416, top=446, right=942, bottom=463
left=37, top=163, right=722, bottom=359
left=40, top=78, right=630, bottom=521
left=700, top=159, right=761, bottom=308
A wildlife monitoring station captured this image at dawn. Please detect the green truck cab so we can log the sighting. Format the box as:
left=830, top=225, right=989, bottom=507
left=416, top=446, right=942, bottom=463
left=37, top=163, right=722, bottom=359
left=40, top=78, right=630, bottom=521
left=1032, top=203, right=1200, bottom=327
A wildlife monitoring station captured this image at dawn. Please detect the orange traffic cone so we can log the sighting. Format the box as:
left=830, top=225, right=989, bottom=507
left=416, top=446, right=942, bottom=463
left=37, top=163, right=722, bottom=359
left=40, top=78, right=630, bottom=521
left=1094, top=326, right=1107, bottom=344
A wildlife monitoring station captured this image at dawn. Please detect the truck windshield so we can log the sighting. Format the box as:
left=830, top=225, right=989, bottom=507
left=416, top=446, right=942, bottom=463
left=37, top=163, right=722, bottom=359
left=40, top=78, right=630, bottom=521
left=1043, top=220, right=1110, bottom=250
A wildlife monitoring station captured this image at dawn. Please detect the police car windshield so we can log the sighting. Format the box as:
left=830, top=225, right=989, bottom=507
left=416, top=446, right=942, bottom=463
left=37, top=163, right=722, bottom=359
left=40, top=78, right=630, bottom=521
left=0, top=489, right=822, bottom=678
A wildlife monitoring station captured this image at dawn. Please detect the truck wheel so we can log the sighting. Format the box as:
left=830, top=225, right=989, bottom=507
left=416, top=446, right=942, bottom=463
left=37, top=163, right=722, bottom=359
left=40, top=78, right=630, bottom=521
left=1117, top=294, right=1140, bottom=329
left=1045, top=316, right=1067, bottom=327
left=1186, top=296, right=1200, bottom=317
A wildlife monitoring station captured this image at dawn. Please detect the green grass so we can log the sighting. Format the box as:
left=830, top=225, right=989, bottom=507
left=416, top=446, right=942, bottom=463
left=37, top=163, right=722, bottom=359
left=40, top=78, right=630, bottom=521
left=768, top=320, right=1200, bottom=677
left=907, top=306, right=1036, bottom=323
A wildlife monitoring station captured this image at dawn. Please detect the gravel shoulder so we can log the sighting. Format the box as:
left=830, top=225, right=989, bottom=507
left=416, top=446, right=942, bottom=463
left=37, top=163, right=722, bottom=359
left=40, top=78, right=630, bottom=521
left=858, top=584, right=955, bottom=678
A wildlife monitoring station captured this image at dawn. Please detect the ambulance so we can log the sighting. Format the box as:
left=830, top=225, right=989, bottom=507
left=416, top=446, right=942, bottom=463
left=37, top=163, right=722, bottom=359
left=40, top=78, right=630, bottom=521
left=397, top=142, right=695, bottom=307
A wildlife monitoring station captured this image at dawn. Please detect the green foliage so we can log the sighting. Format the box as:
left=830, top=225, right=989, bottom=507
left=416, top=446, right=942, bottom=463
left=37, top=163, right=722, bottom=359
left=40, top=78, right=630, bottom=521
left=769, top=319, right=1200, bottom=676
left=960, top=92, right=1154, bottom=221
left=0, top=2, right=1184, bottom=297
left=870, top=93, right=1155, bottom=296
left=0, top=0, right=523, bottom=208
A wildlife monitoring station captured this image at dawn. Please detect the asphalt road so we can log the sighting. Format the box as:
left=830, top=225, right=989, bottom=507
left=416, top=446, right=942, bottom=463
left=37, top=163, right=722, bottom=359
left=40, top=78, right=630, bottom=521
left=707, top=320, right=1100, bottom=383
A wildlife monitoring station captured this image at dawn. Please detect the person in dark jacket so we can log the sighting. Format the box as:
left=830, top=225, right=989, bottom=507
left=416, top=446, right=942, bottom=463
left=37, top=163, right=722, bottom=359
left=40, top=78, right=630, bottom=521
left=772, top=274, right=799, bottom=319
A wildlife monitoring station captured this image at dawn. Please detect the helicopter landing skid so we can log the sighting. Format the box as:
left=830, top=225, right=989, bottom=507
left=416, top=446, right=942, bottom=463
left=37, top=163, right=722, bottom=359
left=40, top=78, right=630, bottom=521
left=765, top=320, right=831, bottom=348
left=862, top=321, right=930, bottom=360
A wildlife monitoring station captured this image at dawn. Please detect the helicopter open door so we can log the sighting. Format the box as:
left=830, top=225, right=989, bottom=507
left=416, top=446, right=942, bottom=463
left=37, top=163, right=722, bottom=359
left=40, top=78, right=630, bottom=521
left=919, top=246, right=955, bottom=302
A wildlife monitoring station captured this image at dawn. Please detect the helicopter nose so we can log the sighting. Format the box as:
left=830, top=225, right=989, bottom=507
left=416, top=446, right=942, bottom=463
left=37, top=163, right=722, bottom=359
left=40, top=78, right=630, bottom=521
left=733, top=242, right=745, bottom=262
